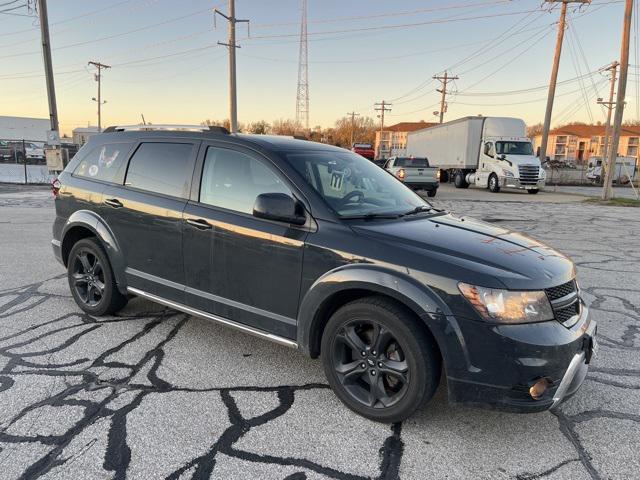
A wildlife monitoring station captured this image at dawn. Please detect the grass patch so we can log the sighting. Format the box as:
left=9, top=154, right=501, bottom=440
left=583, top=197, right=640, bottom=207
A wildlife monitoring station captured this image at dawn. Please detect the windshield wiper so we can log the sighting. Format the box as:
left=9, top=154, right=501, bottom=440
left=401, top=205, right=440, bottom=217
left=341, top=211, right=402, bottom=220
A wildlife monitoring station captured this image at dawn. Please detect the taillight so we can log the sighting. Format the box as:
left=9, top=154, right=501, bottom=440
left=397, top=168, right=406, bottom=180
left=51, top=178, right=61, bottom=198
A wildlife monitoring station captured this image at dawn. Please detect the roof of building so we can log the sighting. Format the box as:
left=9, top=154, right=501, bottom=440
left=385, top=121, right=438, bottom=133
left=73, top=126, right=100, bottom=133
left=548, top=124, right=640, bottom=137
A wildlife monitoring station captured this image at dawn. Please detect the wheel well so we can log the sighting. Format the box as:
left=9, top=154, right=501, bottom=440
left=307, top=289, right=442, bottom=363
left=61, top=226, right=95, bottom=266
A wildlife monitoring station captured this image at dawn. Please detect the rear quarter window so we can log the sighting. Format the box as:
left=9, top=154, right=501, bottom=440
left=73, top=142, right=132, bottom=183
left=124, top=142, right=195, bottom=199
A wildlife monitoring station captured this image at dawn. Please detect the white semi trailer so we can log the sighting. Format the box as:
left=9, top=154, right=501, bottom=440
left=406, top=116, right=546, bottom=194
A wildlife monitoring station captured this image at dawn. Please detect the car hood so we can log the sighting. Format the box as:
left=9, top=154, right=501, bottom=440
left=351, top=212, right=575, bottom=290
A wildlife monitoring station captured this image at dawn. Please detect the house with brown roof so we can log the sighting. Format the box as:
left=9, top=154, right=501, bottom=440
left=375, top=121, right=437, bottom=159
left=532, top=124, right=640, bottom=163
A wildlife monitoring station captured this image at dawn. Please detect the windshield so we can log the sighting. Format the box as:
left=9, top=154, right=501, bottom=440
left=393, top=157, right=429, bottom=167
left=495, top=141, right=533, bottom=155
left=286, top=150, right=429, bottom=217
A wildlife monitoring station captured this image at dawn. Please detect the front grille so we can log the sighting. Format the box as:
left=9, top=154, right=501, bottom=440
left=545, top=280, right=580, bottom=327
left=545, top=280, right=577, bottom=301
left=518, top=165, right=540, bottom=185
left=555, top=302, right=580, bottom=323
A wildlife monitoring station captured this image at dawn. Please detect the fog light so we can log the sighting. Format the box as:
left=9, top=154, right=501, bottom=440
left=529, top=378, right=551, bottom=400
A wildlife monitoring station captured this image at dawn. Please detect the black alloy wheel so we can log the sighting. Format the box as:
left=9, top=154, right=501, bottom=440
left=71, top=248, right=105, bottom=307
left=332, top=320, right=409, bottom=409
left=67, top=238, right=128, bottom=315
left=322, top=297, right=441, bottom=423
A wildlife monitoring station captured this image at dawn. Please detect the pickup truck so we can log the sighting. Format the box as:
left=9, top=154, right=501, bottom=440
left=384, top=156, right=440, bottom=197
left=351, top=142, right=375, bottom=161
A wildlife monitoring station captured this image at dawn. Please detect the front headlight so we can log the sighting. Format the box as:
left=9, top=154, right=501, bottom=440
left=540, top=168, right=546, bottom=178
left=502, top=169, right=514, bottom=177
left=458, top=283, right=554, bottom=324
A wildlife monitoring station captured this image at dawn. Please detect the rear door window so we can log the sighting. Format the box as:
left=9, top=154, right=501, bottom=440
left=199, top=146, right=291, bottom=214
left=73, top=142, right=132, bottom=183
left=125, top=142, right=195, bottom=199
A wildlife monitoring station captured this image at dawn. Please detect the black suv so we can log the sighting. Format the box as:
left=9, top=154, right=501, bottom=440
left=52, top=125, right=596, bottom=422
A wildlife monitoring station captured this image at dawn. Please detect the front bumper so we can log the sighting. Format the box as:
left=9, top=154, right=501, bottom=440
left=500, top=176, right=546, bottom=190
left=445, top=303, right=596, bottom=413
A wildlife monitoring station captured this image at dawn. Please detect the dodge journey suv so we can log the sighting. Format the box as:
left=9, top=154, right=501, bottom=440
left=52, top=125, right=596, bottom=422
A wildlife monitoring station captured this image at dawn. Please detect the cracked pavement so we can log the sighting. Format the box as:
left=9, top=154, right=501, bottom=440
left=0, top=185, right=638, bottom=479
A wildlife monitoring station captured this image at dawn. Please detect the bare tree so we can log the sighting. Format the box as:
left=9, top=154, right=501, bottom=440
left=271, top=119, right=303, bottom=136
left=246, top=120, right=271, bottom=134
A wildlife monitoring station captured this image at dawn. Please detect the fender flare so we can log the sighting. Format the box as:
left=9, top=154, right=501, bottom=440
left=296, top=264, right=458, bottom=361
left=60, top=210, right=127, bottom=294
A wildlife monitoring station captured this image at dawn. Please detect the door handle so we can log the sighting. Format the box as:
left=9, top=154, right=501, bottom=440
left=104, top=198, right=123, bottom=208
left=186, top=218, right=212, bottom=230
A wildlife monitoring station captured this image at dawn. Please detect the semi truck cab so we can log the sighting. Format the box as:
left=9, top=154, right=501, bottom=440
left=474, top=136, right=546, bottom=193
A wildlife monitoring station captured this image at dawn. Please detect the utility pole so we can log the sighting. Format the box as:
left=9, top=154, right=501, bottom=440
left=214, top=1, right=249, bottom=133
left=346, top=111, right=360, bottom=146
left=597, top=61, right=619, bottom=182
left=433, top=71, right=458, bottom=124
left=538, top=0, right=591, bottom=164
left=375, top=101, right=392, bottom=159
left=603, top=0, right=633, bottom=200
left=37, top=0, right=59, bottom=133
left=88, top=61, right=110, bottom=132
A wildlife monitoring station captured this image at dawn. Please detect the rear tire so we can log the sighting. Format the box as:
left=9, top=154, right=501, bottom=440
left=427, top=189, right=437, bottom=198
left=321, top=297, right=441, bottom=423
left=454, top=171, right=469, bottom=189
left=488, top=173, right=501, bottom=193
left=67, top=238, right=128, bottom=316
left=527, top=189, right=539, bottom=194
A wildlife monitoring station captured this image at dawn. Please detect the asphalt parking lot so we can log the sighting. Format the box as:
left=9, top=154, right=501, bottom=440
left=0, top=184, right=638, bottom=480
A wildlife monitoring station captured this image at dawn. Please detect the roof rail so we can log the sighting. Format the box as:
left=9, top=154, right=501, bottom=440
left=102, top=124, right=230, bottom=134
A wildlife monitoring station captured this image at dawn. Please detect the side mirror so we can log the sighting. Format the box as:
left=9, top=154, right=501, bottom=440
left=499, top=154, right=506, bottom=161
left=253, top=193, right=306, bottom=226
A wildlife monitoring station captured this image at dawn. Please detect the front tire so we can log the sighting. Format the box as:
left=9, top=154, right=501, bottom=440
left=427, top=188, right=437, bottom=197
left=488, top=173, right=501, bottom=193
left=321, top=297, right=441, bottom=423
left=527, top=189, right=539, bottom=194
left=67, top=238, right=128, bottom=316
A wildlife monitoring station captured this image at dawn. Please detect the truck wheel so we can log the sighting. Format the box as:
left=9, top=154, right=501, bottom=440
left=440, top=170, right=449, bottom=183
left=527, top=189, right=539, bottom=195
left=427, top=189, right=437, bottom=198
left=321, top=297, right=441, bottom=423
left=454, top=171, right=469, bottom=189
left=488, top=173, right=500, bottom=193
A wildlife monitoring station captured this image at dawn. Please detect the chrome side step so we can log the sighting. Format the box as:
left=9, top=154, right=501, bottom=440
left=127, top=287, right=298, bottom=349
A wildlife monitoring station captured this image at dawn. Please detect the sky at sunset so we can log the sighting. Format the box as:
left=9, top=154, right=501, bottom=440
left=0, top=0, right=635, bottom=135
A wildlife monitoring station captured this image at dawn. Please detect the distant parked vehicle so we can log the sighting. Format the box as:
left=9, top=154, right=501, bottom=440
left=384, top=156, right=439, bottom=197
left=406, top=117, right=546, bottom=194
left=7, top=141, right=45, bottom=162
left=351, top=142, right=375, bottom=161
left=586, top=156, right=637, bottom=184
left=0, top=140, right=22, bottom=162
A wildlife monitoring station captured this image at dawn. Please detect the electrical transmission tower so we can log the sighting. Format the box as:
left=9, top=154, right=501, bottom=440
left=296, top=0, right=309, bottom=130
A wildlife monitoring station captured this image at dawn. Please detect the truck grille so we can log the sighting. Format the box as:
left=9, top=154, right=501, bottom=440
left=545, top=280, right=580, bottom=327
left=518, top=165, right=539, bottom=185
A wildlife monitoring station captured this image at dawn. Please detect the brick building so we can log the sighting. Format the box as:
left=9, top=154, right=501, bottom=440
left=374, top=121, right=437, bottom=159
